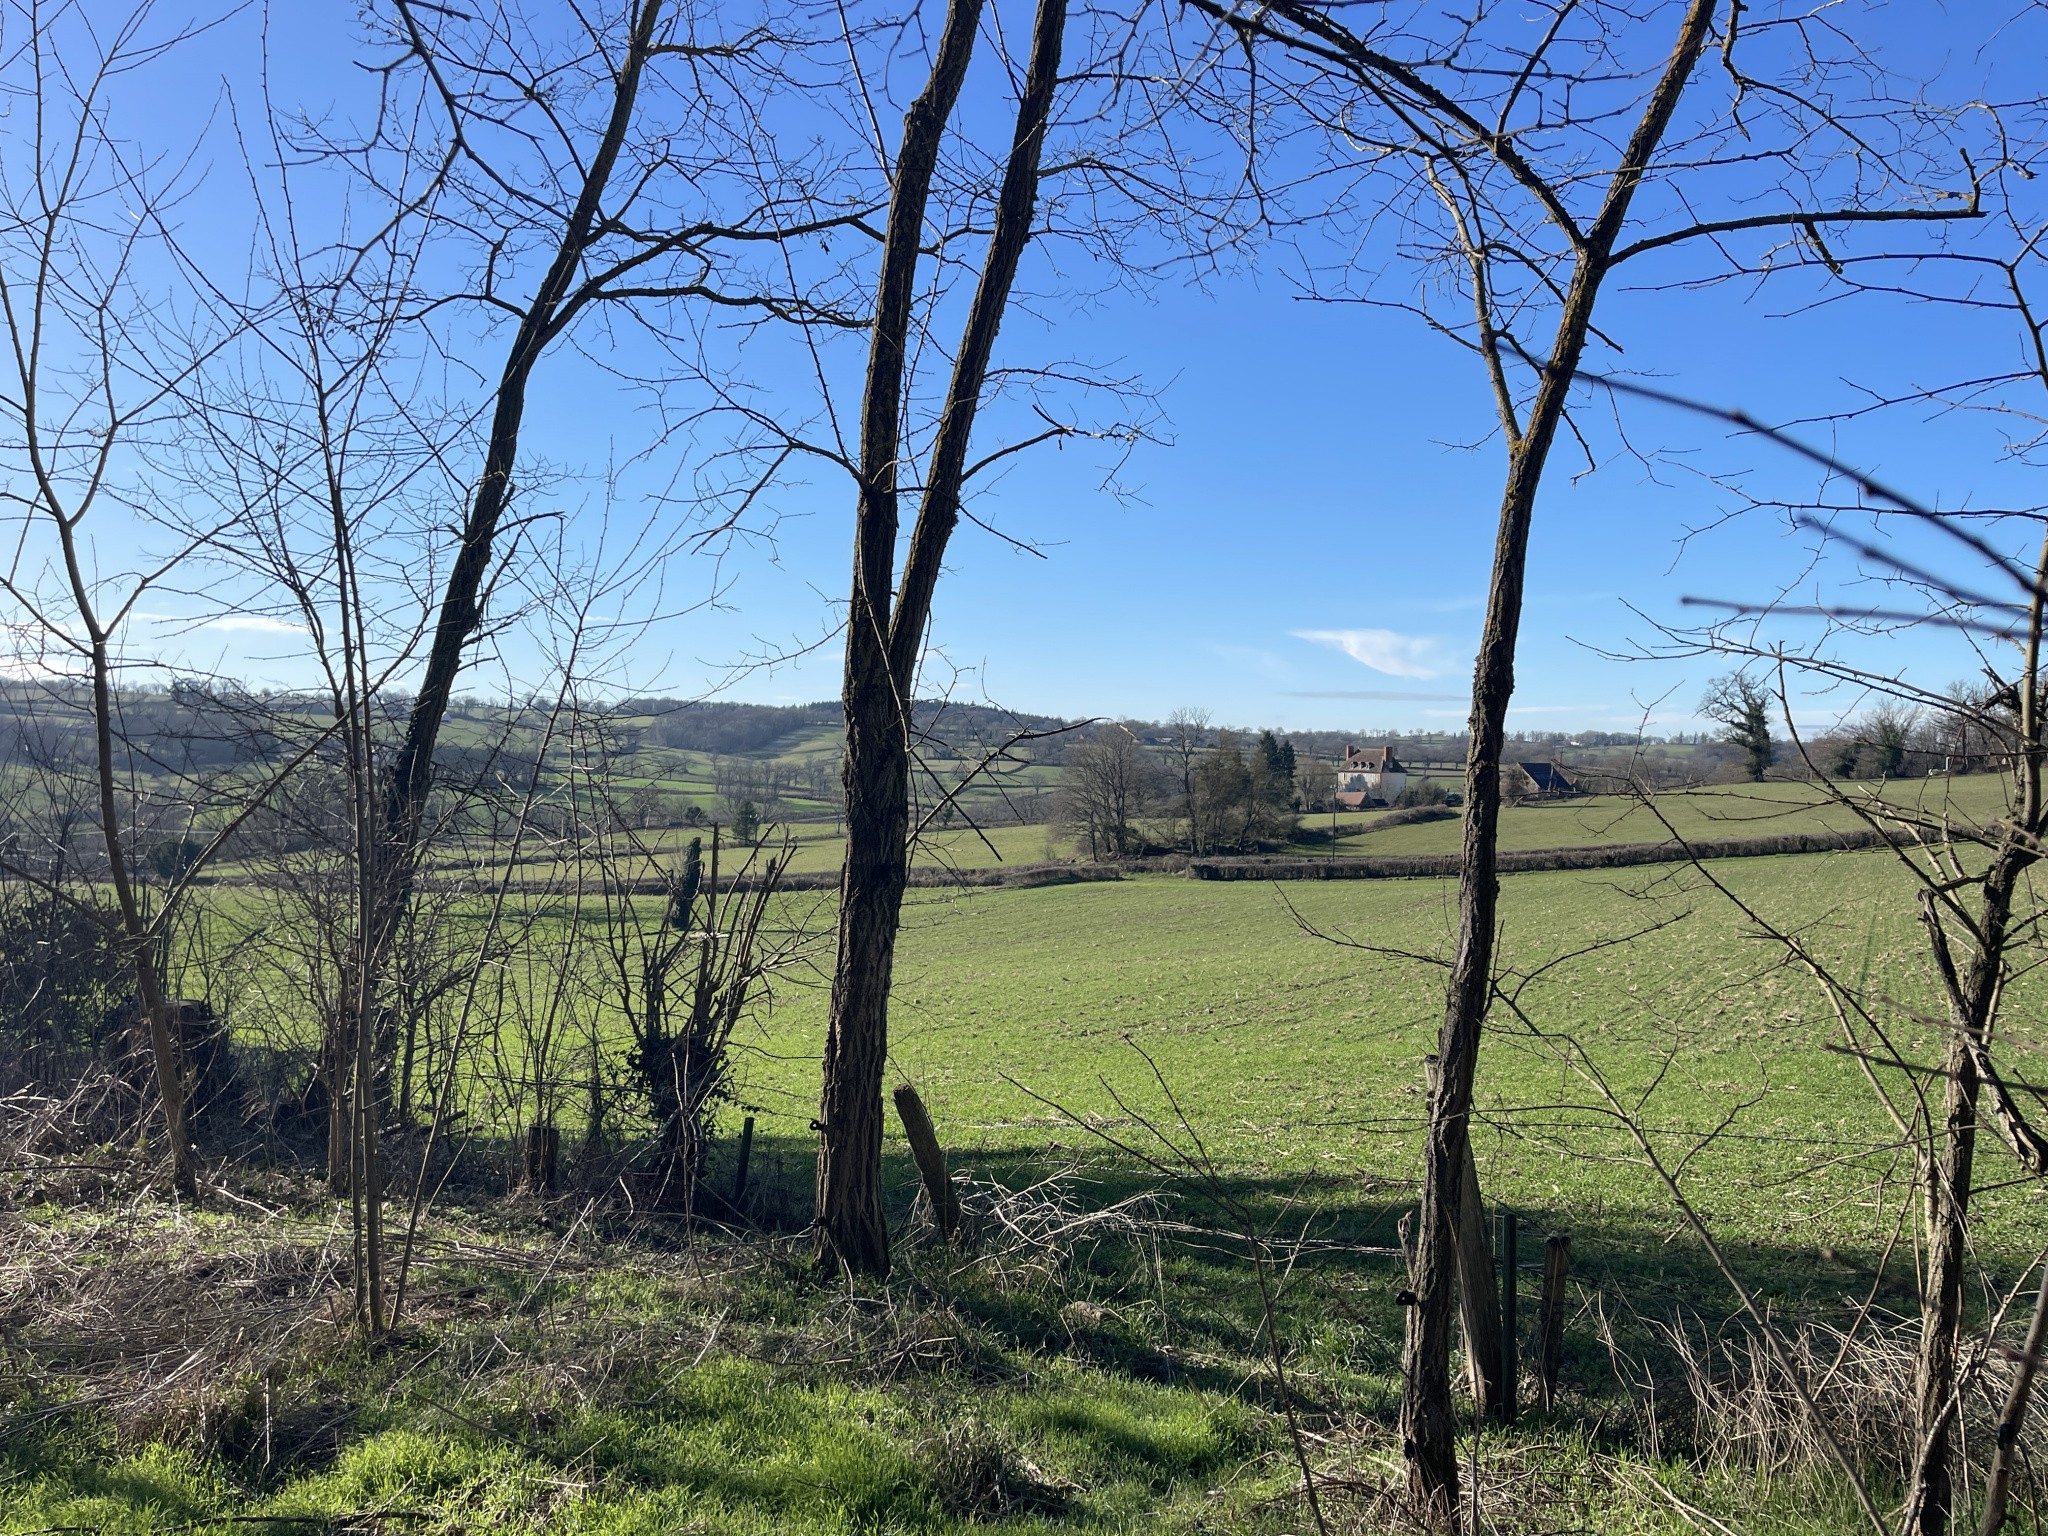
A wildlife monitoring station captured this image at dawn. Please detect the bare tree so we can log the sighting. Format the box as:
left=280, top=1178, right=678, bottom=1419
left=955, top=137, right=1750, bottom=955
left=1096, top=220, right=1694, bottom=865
left=1163, top=706, right=1211, bottom=853
left=239, top=0, right=862, bottom=1268
left=1053, top=726, right=1156, bottom=860
left=0, top=4, right=262, bottom=1199
left=1643, top=478, right=2048, bottom=1536
left=1187, top=0, right=1979, bottom=1512
left=812, top=0, right=1076, bottom=1275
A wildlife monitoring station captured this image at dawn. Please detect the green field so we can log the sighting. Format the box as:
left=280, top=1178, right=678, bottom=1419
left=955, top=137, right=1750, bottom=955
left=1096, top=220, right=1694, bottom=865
left=1315, top=775, right=2010, bottom=858
left=737, top=846, right=2028, bottom=1255
left=9, top=834, right=2042, bottom=1534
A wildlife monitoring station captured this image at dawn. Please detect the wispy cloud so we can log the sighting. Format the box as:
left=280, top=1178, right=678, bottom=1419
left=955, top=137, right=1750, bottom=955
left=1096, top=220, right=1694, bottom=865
left=133, top=611, right=308, bottom=636
left=1292, top=628, right=1450, bottom=680
left=201, top=613, right=307, bottom=635
left=1281, top=688, right=1463, bottom=702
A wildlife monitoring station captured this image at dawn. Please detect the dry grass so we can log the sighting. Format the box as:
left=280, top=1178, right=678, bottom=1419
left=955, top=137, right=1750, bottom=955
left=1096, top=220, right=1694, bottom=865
left=1642, top=1309, right=2048, bottom=1515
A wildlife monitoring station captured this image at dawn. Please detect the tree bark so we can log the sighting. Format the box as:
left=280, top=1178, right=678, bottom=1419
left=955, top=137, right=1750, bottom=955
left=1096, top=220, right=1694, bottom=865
left=1428, top=1054, right=1503, bottom=1416
left=815, top=0, right=1067, bottom=1274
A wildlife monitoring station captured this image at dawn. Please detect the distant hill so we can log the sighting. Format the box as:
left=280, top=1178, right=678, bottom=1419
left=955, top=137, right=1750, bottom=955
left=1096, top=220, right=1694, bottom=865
left=612, top=697, right=1073, bottom=759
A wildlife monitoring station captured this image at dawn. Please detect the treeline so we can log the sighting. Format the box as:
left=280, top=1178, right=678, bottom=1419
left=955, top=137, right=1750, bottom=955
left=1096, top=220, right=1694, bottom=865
left=1051, top=723, right=1385, bottom=858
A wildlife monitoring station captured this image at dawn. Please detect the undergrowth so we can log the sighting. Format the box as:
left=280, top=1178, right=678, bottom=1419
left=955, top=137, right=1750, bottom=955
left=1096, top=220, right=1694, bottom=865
left=5, top=1137, right=2032, bottom=1536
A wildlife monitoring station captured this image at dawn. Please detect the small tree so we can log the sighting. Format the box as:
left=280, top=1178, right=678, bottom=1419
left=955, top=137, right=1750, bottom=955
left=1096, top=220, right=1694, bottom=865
left=1054, top=729, right=1156, bottom=860
left=1163, top=707, right=1211, bottom=854
left=731, top=801, right=761, bottom=846
left=1702, top=674, right=1775, bottom=782
left=1295, top=755, right=1336, bottom=812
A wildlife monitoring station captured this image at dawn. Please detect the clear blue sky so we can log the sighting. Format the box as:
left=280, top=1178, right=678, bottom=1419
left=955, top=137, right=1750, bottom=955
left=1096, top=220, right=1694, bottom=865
left=33, top=0, right=2048, bottom=741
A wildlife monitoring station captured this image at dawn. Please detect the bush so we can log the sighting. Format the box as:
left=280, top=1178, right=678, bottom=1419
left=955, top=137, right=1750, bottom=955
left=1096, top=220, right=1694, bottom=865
left=0, top=892, right=130, bottom=1088
left=1395, top=779, right=1449, bottom=807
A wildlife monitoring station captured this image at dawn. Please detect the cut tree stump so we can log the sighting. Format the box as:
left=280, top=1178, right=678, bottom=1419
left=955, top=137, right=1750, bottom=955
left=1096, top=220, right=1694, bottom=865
left=522, top=1123, right=559, bottom=1194
left=892, top=1082, right=960, bottom=1240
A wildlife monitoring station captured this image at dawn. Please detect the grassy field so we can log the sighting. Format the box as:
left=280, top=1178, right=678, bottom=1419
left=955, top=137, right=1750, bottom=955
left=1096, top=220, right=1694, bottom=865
left=734, top=846, right=2033, bottom=1258
left=8, top=837, right=2042, bottom=1534
left=1321, top=775, right=2009, bottom=858
left=388, top=774, right=2011, bottom=892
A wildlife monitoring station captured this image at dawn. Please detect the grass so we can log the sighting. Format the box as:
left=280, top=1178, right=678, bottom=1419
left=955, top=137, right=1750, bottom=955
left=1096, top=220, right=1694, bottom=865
left=726, top=846, right=2041, bottom=1265
left=1329, top=775, right=2010, bottom=857
left=9, top=832, right=2045, bottom=1533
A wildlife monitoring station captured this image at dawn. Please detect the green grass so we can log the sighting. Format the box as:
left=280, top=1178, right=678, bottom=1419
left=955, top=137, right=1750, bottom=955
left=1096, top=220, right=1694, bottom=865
left=12, top=836, right=2043, bottom=1534
left=1334, top=775, right=2010, bottom=857
left=728, top=847, right=2038, bottom=1265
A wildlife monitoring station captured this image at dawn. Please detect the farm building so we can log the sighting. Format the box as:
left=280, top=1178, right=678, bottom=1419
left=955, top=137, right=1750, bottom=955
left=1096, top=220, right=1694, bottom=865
left=1511, top=761, right=1580, bottom=798
left=1335, top=745, right=1407, bottom=808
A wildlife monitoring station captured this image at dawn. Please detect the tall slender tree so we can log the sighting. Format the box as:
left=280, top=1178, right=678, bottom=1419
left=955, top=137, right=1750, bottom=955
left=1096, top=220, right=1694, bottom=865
left=815, top=0, right=1073, bottom=1274
left=1188, top=0, right=1977, bottom=1513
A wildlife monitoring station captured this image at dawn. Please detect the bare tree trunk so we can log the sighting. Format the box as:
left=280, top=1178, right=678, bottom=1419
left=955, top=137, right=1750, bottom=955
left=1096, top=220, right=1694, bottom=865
left=814, top=0, right=982, bottom=1271
left=815, top=0, right=1067, bottom=1273
left=1402, top=6, right=1719, bottom=1514
left=817, top=685, right=917, bottom=1271
left=87, top=619, right=195, bottom=1202
left=1428, top=1054, right=1503, bottom=1415
left=1908, top=854, right=2033, bottom=1533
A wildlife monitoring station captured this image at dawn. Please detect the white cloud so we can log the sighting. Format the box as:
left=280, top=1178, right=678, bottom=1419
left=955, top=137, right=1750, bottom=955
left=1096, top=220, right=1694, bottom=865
left=133, top=611, right=307, bottom=636
left=1292, top=627, right=1450, bottom=680
left=202, top=613, right=307, bottom=635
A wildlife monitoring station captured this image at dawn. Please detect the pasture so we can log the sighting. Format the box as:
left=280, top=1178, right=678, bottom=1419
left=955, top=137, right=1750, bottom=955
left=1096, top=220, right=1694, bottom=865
left=8, top=825, right=2040, bottom=1535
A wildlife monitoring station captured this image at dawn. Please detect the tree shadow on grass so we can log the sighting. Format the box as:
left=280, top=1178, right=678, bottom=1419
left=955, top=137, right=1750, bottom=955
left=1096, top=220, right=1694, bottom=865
left=709, top=1130, right=1960, bottom=1439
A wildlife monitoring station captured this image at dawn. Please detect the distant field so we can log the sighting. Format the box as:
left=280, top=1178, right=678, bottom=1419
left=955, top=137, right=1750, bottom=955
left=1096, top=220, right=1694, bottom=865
left=1324, top=774, right=2010, bottom=857
left=350, top=776, right=2017, bottom=893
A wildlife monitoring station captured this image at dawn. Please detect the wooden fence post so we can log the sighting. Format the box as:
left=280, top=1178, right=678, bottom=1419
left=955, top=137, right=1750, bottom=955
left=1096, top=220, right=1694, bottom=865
left=892, top=1082, right=960, bottom=1240
left=1537, top=1233, right=1571, bottom=1411
left=1496, top=1209, right=1518, bottom=1424
left=730, top=1114, right=756, bottom=1208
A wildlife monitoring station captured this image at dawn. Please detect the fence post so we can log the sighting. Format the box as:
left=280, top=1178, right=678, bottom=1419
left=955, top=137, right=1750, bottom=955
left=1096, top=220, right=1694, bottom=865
left=893, top=1082, right=960, bottom=1240
left=730, top=1114, right=755, bottom=1208
left=1496, top=1209, right=1518, bottom=1424
left=1537, top=1233, right=1571, bottom=1411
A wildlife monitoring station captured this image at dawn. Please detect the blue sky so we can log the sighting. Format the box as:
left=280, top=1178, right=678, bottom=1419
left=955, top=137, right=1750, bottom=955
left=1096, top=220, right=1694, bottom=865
left=19, top=0, right=2046, bottom=740
left=643, top=246, right=2040, bottom=737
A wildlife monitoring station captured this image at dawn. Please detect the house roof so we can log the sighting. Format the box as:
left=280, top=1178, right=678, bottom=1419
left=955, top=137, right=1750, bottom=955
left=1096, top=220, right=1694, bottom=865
left=1342, top=744, right=1402, bottom=771
left=1515, top=761, right=1577, bottom=792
